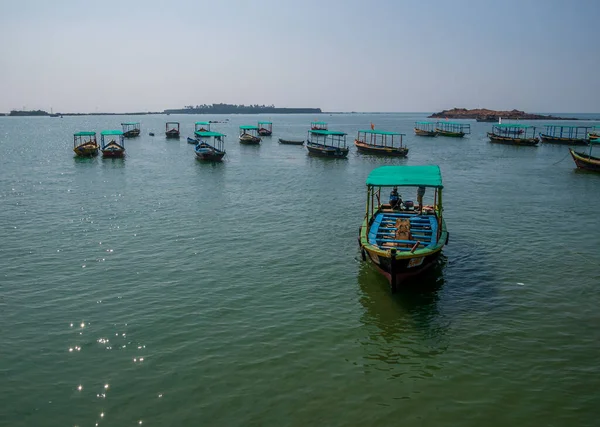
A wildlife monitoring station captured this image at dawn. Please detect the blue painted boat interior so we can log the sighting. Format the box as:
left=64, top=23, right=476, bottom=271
left=368, top=212, right=438, bottom=251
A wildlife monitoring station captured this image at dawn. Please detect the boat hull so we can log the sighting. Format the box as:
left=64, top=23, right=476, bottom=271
left=278, top=138, right=304, bottom=145
left=363, top=246, right=443, bottom=286
left=569, top=148, right=600, bottom=172
left=195, top=148, right=225, bottom=162
left=539, top=133, right=588, bottom=145
left=487, top=133, right=539, bottom=146
left=354, top=140, right=408, bottom=157
left=306, top=142, right=349, bottom=158
left=123, top=129, right=140, bottom=138
left=101, top=141, right=125, bottom=158
left=187, top=137, right=198, bottom=144
left=239, top=135, right=261, bottom=145
left=166, top=131, right=180, bottom=139
left=436, top=129, right=465, bottom=138
left=73, top=143, right=99, bottom=157
left=258, top=129, right=272, bottom=136
left=414, top=128, right=438, bottom=137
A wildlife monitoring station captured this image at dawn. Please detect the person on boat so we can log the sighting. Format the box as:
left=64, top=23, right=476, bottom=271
left=389, top=187, right=401, bottom=210
left=417, top=186, right=426, bottom=214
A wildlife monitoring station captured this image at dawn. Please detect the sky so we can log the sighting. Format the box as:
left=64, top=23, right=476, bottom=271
left=0, top=0, right=599, bottom=113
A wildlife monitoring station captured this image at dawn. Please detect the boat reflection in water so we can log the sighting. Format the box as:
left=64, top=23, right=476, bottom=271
left=355, top=256, right=449, bottom=379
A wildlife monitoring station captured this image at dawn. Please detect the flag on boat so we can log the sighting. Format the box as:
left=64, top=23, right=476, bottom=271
left=370, top=123, right=375, bottom=130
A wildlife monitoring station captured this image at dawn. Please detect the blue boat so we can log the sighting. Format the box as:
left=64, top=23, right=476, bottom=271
left=194, top=131, right=226, bottom=162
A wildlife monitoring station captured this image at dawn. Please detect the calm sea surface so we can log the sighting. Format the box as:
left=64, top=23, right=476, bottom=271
left=1, top=113, right=599, bottom=426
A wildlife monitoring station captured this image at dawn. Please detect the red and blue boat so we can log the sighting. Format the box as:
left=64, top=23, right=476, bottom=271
left=257, top=121, right=272, bottom=136
left=101, top=130, right=126, bottom=158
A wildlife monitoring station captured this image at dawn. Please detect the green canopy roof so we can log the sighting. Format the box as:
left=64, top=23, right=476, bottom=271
left=366, top=165, right=443, bottom=188
left=415, top=121, right=435, bottom=125
left=310, top=129, right=346, bottom=136
left=258, top=121, right=272, bottom=124
left=359, top=130, right=404, bottom=136
left=543, top=124, right=591, bottom=129
left=311, top=121, right=327, bottom=125
left=240, top=125, right=259, bottom=130
left=121, top=122, right=140, bottom=126
left=195, top=121, right=210, bottom=125
left=101, top=130, right=124, bottom=135
left=74, top=131, right=96, bottom=136
left=494, top=124, right=533, bottom=128
left=436, top=121, right=469, bottom=126
left=195, top=131, right=225, bottom=137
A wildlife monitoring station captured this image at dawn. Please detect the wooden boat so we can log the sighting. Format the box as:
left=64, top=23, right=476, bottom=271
left=239, top=126, right=261, bottom=144
left=73, top=131, right=99, bottom=157
left=187, top=137, right=198, bottom=144
left=435, top=121, right=470, bottom=137
left=589, top=126, right=600, bottom=141
left=569, top=139, right=600, bottom=172
left=149, top=132, right=155, bottom=136
left=539, top=125, right=590, bottom=145
left=100, top=130, right=125, bottom=158
left=306, top=129, right=348, bottom=158
left=354, top=130, right=408, bottom=157
left=195, top=122, right=211, bottom=133
left=194, top=131, right=226, bottom=162
left=121, top=122, right=140, bottom=138
left=257, top=121, right=273, bottom=136
left=358, top=165, right=448, bottom=292
left=310, top=121, right=328, bottom=131
left=488, top=124, right=539, bottom=146
left=414, top=121, right=438, bottom=137
left=165, top=122, right=180, bottom=138
left=278, top=138, right=304, bottom=145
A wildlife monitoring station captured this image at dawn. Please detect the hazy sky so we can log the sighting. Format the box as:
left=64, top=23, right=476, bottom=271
left=1, top=0, right=599, bottom=113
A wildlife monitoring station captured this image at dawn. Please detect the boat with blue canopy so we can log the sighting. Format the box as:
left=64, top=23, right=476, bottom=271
left=194, top=131, right=226, bottom=162
left=195, top=122, right=211, bottom=132
left=435, top=121, right=470, bottom=137
left=73, top=131, right=99, bottom=157
left=239, top=126, right=261, bottom=144
left=165, top=122, right=180, bottom=139
left=257, top=121, right=272, bottom=136
left=306, top=129, right=348, bottom=157
left=354, top=130, right=408, bottom=157
left=414, top=121, right=438, bottom=137
left=100, top=130, right=125, bottom=158
left=539, top=125, right=590, bottom=145
left=121, top=122, right=140, bottom=138
left=487, top=124, right=539, bottom=146
left=358, top=165, right=448, bottom=292
left=570, top=138, right=600, bottom=172
left=310, top=121, right=328, bottom=131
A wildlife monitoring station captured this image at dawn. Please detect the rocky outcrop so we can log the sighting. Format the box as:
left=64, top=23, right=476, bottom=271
left=428, top=108, right=576, bottom=120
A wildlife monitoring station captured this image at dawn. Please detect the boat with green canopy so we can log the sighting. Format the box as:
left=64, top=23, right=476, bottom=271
left=539, top=125, right=590, bottom=145
left=165, top=122, right=180, bottom=139
left=435, top=121, right=470, bottom=137
left=414, top=121, right=438, bottom=137
left=358, top=165, right=448, bottom=292
left=101, top=130, right=125, bottom=158
left=306, top=129, right=348, bottom=158
left=354, top=130, right=408, bottom=157
left=73, top=131, right=99, bottom=157
left=195, top=122, right=211, bottom=132
left=239, top=126, right=261, bottom=144
left=121, top=122, right=140, bottom=138
left=194, top=131, right=226, bottom=162
left=310, top=121, right=328, bottom=131
left=487, top=124, right=539, bottom=146
left=257, top=121, right=273, bottom=136
left=569, top=138, right=600, bottom=172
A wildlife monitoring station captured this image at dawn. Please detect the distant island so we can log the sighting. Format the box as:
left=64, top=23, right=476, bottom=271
left=164, top=103, right=322, bottom=115
left=3, top=103, right=322, bottom=117
left=429, top=108, right=578, bottom=121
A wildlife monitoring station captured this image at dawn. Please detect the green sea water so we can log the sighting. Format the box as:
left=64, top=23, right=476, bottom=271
left=1, top=113, right=599, bottom=426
